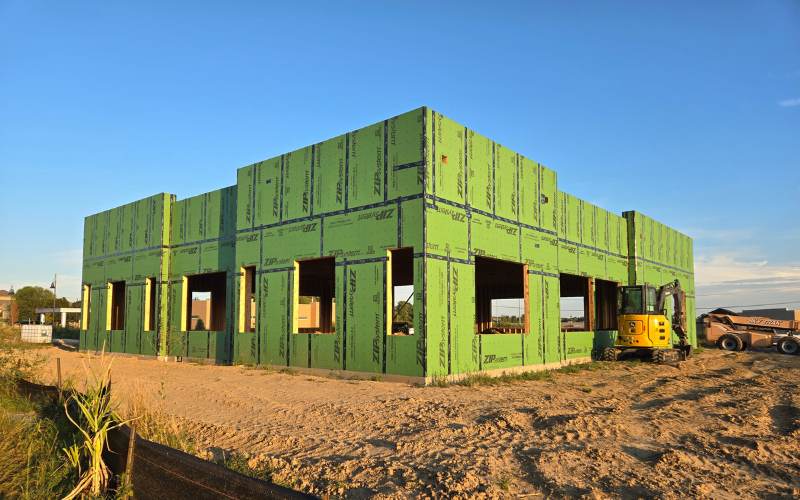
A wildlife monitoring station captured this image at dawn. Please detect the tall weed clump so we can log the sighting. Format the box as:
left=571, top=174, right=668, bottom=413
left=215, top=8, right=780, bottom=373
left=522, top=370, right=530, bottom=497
left=63, top=361, right=130, bottom=499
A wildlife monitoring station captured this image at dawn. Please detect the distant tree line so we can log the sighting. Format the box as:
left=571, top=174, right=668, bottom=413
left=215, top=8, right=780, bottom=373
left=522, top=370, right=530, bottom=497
left=13, top=286, right=80, bottom=323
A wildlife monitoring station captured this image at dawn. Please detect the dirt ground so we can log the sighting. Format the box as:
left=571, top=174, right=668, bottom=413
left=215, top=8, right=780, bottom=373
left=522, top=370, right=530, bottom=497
left=37, top=347, right=800, bottom=499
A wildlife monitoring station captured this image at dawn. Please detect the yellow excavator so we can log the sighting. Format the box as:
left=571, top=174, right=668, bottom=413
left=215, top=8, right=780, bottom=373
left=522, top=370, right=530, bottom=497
left=599, top=279, right=692, bottom=363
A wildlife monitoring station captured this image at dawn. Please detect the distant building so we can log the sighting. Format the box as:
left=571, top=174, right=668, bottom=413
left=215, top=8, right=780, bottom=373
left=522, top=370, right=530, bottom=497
left=740, top=308, right=800, bottom=322
left=190, top=299, right=211, bottom=330
left=0, top=290, right=18, bottom=326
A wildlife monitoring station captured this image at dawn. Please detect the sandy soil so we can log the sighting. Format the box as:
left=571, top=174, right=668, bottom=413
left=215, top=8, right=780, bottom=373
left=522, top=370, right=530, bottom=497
left=38, top=347, right=800, bottom=499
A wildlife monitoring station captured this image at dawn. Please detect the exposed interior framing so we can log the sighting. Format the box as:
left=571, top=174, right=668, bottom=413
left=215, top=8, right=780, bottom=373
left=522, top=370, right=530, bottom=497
left=294, top=257, right=336, bottom=334
left=594, top=279, right=618, bottom=331
left=185, top=272, right=227, bottom=331
left=559, top=273, right=592, bottom=332
left=109, top=280, right=126, bottom=331
left=388, top=247, right=414, bottom=335
left=475, top=256, right=529, bottom=334
left=239, top=266, right=257, bottom=333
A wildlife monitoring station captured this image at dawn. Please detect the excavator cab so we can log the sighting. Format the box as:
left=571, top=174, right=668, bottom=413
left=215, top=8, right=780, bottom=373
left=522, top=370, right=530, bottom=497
left=600, top=280, right=692, bottom=363
left=618, top=285, right=659, bottom=315
left=616, top=285, right=672, bottom=349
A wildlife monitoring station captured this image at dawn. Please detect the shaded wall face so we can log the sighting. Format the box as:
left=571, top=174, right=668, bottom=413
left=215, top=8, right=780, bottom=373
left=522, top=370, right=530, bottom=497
left=80, top=193, right=170, bottom=356
left=167, top=186, right=237, bottom=361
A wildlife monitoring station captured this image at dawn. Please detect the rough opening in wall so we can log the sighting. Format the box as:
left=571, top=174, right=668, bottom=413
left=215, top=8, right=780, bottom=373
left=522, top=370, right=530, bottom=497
left=560, top=274, right=590, bottom=332
left=240, top=266, right=257, bottom=333
left=81, top=284, right=91, bottom=330
left=186, top=272, right=227, bottom=331
left=475, top=256, right=528, bottom=334
left=296, top=257, right=336, bottom=334
left=595, top=279, right=617, bottom=330
left=389, top=247, right=414, bottom=335
left=109, top=281, right=126, bottom=330
left=144, top=277, right=157, bottom=331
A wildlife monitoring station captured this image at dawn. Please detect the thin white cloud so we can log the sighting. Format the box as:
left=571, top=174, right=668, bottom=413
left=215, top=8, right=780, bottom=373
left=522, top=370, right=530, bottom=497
left=695, top=254, right=800, bottom=285
left=778, top=97, right=800, bottom=107
left=694, top=254, right=800, bottom=312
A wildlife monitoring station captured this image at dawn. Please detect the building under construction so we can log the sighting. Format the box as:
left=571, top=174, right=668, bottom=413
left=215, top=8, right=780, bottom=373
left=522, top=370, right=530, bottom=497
left=79, top=107, right=696, bottom=381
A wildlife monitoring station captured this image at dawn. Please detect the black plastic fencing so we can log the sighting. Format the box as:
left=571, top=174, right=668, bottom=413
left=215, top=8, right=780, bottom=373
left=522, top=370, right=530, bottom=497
left=15, top=379, right=315, bottom=500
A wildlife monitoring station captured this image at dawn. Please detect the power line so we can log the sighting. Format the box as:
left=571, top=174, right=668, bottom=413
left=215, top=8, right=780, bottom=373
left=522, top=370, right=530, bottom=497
left=696, top=300, right=800, bottom=311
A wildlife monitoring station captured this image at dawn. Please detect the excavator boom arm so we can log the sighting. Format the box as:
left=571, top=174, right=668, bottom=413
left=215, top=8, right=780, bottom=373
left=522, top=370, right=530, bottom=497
left=656, top=280, right=689, bottom=348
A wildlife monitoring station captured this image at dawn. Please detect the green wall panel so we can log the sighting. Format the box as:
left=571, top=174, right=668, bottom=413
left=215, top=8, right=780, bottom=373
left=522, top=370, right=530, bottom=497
left=494, top=145, right=519, bottom=222
left=343, top=262, right=385, bottom=374
left=425, top=204, right=468, bottom=261
left=283, top=146, right=313, bottom=221
left=254, top=157, right=283, bottom=227
left=525, top=275, right=546, bottom=366
left=347, top=123, right=385, bottom=209
left=564, top=331, right=594, bottom=360
left=311, top=333, right=339, bottom=370
left=480, top=334, right=524, bottom=371
left=313, top=137, right=346, bottom=215
left=466, top=129, right=493, bottom=213
left=425, top=259, right=448, bottom=377
left=518, top=157, right=539, bottom=227
left=430, top=112, right=466, bottom=205
left=471, top=212, right=521, bottom=263
left=81, top=107, right=696, bottom=376
left=450, top=262, right=478, bottom=375
left=388, top=109, right=424, bottom=200
left=260, top=271, right=290, bottom=367
left=290, top=333, right=311, bottom=368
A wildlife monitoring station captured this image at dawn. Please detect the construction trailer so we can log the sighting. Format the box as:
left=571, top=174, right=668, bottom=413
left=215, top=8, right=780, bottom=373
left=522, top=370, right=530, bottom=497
left=79, top=107, right=696, bottom=382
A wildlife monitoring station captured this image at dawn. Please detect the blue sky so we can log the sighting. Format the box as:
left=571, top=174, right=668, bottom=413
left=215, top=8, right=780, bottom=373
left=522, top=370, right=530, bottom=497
left=1, top=1, right=798, bottom=311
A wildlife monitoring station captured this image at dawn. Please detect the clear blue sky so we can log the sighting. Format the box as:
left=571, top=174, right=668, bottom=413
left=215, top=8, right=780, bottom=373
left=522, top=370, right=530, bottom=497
left=1, top=1, right=798, bottom=311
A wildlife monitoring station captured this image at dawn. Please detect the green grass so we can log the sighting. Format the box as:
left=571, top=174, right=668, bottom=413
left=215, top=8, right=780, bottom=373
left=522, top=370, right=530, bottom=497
left=214, top=451, right=299, bottom=490
left=0, top=378, right=80, bottom=499
left=217, top=451, right=276, bottom=482
left=496, top=476, right=511, bottom=491
left=130, top=405, right=196, bottom=455
left=430, top=361, right=616, bottom=387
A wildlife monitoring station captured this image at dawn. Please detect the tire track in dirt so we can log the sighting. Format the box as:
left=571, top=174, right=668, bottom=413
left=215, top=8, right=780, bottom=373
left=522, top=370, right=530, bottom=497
left=41, top=348, right=800, bottom=498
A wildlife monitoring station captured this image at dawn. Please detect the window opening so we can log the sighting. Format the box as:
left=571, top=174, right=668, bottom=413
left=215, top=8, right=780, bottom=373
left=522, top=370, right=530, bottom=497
left=109, top=281, right=126, bottom=330
left=389, top=248, right=414, bottom=335
left=240, top=266, right=257, bottom=333
left=186, top=272, right=227, bottom=331
left=560, top=274, right=591, bottom=332
left=475, top=256, right=528, bottom=334
left=594, top=279, right=617, bottom=330
left=296, top=257, right=336, bottom=334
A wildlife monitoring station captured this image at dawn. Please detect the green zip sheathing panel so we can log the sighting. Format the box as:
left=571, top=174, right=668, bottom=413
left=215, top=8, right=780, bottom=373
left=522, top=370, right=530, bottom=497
left=624, top=211, right=697, bottom=347
left=230, top=108, right=426, bottom=375
left=80, top=106, right=695, bottom=379
left=421, top=108, right=677, bottom=377
left=167, top=186, right=237, bottom=362
left=80, top=193, right=171, bottom=357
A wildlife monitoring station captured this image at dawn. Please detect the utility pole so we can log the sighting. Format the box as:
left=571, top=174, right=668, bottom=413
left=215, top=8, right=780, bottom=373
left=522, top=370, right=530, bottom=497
left=50, top=274, right=57, bottom=327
